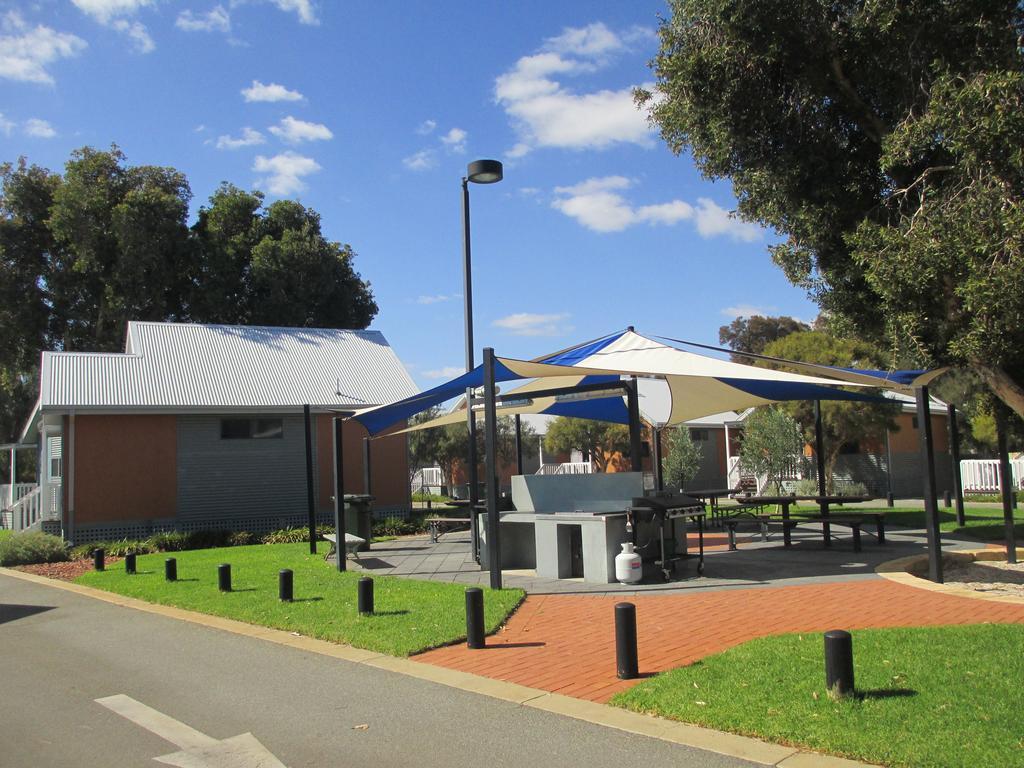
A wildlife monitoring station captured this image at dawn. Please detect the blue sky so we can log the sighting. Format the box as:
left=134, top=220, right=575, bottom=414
left=1, top=0, right=820, bottom=388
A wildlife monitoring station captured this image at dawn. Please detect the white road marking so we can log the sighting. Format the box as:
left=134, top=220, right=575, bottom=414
left=96, top=694, right=287, bottom=767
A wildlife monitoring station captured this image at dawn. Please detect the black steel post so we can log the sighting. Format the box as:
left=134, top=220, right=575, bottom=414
left=483, top=348, right=502, bottom=590
left=814, top=400, right=830, bottom=543
left=996, top=409, right=1018, bottom=564
left=652, top=426, right=664, bottom=491
left=125, top=552, right=136, bottom=575
left=886, top=492, right=894, bottom=508
left=916, top=386, right=943, bottom=583
left=218, top=563, right=232, bottom=592
left=514, top=414, right=523, bottom=476
left=463, top=177, right=481, bottom=561
left=279, top=569, right=293, bottom=602
left=93, top=547, right=105, bottom=571
left=303, top=404, right=316, bottom=555
left=358, top=577, right=374, bottom=615
left=943, top=490, right=952, bottom=508
left=948, top=404, right=966, bottom=526
left=362, top=436, right=372, bottom=496
left=823, top=630, right=855, bottom=698
left=165, top=557, right=177, bottom=582
left=332, top=417, right=346, bottom=573
left=465, top=587, right=485, bottom=649
left=615, top=602, right=639, bottom=680
left=626, top=378, right=643, bottom=473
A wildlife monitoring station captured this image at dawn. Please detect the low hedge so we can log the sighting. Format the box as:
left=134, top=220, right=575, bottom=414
left=0, top=531, right=69, bottom=566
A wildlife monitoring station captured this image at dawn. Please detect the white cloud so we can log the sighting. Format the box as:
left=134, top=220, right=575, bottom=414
left=176, top=6, right=230, bottom=33
left=0, top=12, right=87, bottom=85
left=24, top=118, right=55, bottom=138
left=692, top=198, right=762, bottom=242
left=71, top=0, right=152, bottom=24
left=111, top=18, right=154, bottom=52
left=416, top=119, right=436, bottom=135
left=241, top=80, right=303, bottom=102
left=253, top=151, right=321, bottom=195
left=194, top=124, right=207, bottom=132
left=440, top=127, right=467, bottom=153
left=493, top=312, right=573, bottom=337
left=551, top=177, right=764, bottom=241
left=402, top=149, right=437, bottom=171
left=494, top=23, right=654, bottom=156
left=0, top=113, right=14, bottom=135
left=720, top=304, right=778, bottom=319
left=416, top=294, right=453, bottom=305
left=423, top=366, right=464, bottom=380
left=268, top=115, right=333, bottom=144
left=270, top=0, right=318, bottom=25
left=216, top=126, right=265, bottom=150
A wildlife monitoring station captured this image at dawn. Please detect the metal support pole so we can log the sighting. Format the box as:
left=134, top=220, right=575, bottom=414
left=358, top=577, right=374, bottom=615
left=948, top=404, right=966, bottom=526
left=885, top=428, right=894, bottom=500
left=615, top=602, right=639, bottom=680
left=362, top=436, right=372, bottom=496
left=279, top=569, right=293, bottom=602
left=814, top=400, right=830, bottom=542
left=514, top=414, right=523, bottom=476
left=303, top=404, right=316, bottom=555
left=916, top=386, right=943, bottom=582
left=333, top=417, right=347, bottom=573
left=652, top=427, right=664, bottom=491
left=626, top=378, right=643, bottom=473
left=483, top=348, right=502, bottom=590
left=465, top=587, right=484, bottom=648
left=462, top=177, right=481, bottom=561
left=165, top=558, right=177, bottom=582
left=824, top=630, right=855, bottom=698
left=996, top=409, right=1018, bottom=564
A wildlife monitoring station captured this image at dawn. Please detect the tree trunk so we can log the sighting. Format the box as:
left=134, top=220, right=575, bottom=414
left=976, top=363, right=1024, bottom=423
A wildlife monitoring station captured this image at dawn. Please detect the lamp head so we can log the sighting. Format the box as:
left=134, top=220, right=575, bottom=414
left=466, top=159, right=503, bottom=184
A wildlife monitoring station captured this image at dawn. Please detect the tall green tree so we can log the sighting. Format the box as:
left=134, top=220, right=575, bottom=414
left=739, top=407, right=804, bottom=494
left=544, top=417, right=630, bottom=472
left=662, top=427, right=703, bottom=489
left=719, top=315, right=809, bottom=362
left=762, top=331, right=899, bottom=490
left=640, top=1, right=1024, bottom=417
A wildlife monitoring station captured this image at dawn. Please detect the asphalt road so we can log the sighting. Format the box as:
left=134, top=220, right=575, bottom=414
left=0, top=573, right=758, bottom=768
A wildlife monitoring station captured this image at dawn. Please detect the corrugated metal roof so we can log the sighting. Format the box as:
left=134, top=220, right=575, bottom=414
left=40, top=321, right=419, bottom=411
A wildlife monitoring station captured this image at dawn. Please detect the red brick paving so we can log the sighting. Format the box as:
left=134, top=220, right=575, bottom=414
left=414, top=578, right=1024, bottom=703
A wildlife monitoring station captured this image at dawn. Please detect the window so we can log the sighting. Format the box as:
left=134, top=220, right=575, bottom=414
left=221, top=418, right=283, bottom=439
left=689, top=429, right=709, bottom=442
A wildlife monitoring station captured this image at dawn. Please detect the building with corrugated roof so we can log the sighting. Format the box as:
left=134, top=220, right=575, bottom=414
left=13, top=321, right=418, bottom=543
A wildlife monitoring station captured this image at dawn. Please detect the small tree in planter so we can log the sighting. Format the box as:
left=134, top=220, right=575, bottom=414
left=739, top=407, right=803, bottom=495
left=662, top=427, right=703, bottom=490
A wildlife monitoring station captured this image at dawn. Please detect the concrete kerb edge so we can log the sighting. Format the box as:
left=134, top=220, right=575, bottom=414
left=1, top=567, right=874, bottom=768
left=875, top=549, right=1024, bottom=605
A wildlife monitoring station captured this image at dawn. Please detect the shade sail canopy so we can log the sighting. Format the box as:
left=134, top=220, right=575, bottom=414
left=353, top=329, right=891, bottom=436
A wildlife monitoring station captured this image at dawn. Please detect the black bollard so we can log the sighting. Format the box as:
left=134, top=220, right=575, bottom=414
left=125, top=552, right=136, bottom=575
left=358, top=577, right=374, bottom=615
left=165, top=557, right=177, bottom=581
left=943, top=490, right=952, bottom=508
left=824, top=629, right=855, bottom=699
left=886, top=492, right=894, bottom=508
left=279, top=569, right=293, bottom=602
left=465, top=588, right=484, bottom=649
left=218, top=563, right=232, bottom=592
left=93, top=548, right=105, bottom=571
left=615, top=602, right=639, bottom=680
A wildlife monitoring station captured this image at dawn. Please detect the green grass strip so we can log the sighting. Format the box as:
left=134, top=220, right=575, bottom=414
left=785, top=504, right=1024, bottom=542
left=76, top=542, right=523, bottom=657
left=612, top=625, right=1024, bottom=767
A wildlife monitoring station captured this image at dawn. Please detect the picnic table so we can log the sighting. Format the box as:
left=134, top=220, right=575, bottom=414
left=322, top=532, right=366, bottom=560
left=684, top=487, right=740, bottom=526
left=730, top=495, right=875, bottom=549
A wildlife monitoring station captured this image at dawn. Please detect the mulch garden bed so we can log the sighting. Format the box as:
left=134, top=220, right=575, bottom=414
left=14, top=557, right=122, bottom=581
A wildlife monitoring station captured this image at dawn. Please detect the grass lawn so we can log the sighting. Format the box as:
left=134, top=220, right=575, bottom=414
left=612, top=625, right=1024, bottom=768
left=792, top=504, right=1024, bottom=543
left=75, top=542, right=523, bottom=656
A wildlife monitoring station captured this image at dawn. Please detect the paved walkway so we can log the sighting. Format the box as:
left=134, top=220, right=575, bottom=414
left=414, top=578, right=1024, bottom=703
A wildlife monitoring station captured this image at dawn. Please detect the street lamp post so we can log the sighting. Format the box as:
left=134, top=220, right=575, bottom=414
left=462, top=159, right=503, bottom=563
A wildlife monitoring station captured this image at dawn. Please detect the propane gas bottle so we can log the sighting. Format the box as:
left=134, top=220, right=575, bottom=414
left=615, top=542, right=642, bottom=584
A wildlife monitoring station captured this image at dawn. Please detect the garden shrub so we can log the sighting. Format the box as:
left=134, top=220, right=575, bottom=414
left=146, top=531, right=189, bottom=551
left=228, top=530, right=257, bottom=546
left=372, top=516, right=428, bottom=537
left=260, top=526, right=332, bottom=544
left=0, top=531, right=70, bottom=566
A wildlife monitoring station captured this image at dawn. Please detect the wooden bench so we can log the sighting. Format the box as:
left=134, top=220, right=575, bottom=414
left=724, top=513, right=886, bottom=552
left=425, top=516, right=471, bottom=543
left=322, top=532, right=366, bottom=560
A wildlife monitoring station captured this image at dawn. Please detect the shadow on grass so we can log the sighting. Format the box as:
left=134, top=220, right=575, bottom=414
left=364, top=609, right=410, bottom=617
left=859, top=688, right=917, bottom=700
left=291, top=597, right=323, bottom=603
left=223, top=588, right=258, bottom=593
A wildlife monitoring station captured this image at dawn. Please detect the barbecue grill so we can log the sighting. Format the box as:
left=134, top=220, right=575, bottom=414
left=626, top=492, right=706, bottom=580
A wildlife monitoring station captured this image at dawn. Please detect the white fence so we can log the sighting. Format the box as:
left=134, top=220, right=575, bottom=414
left=535, top=462, right=594, bottom=476
left=960, top=458, right=1024, bottom=493
left=3, top=482, right=60, bottom=531
left=0, top=483, right=36, bottom=511
left=411, top=467, right=444, bottom=492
